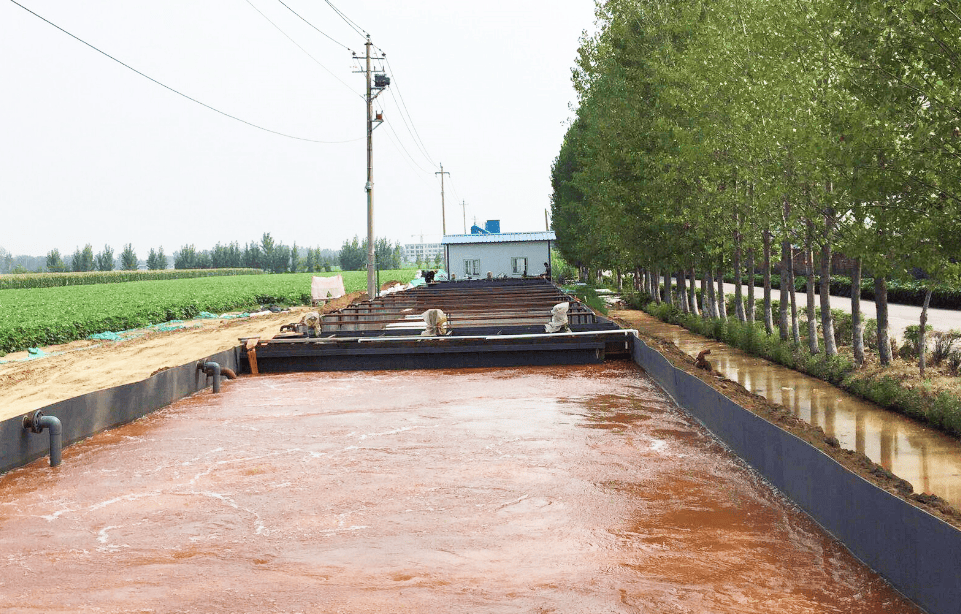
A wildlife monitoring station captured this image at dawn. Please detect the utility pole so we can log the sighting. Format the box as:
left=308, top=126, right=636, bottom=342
left=435, top=163, right=450, bottom=236
left=460, top=200, right=467, bottom=234
left=354, top=37, right=388, bottom=299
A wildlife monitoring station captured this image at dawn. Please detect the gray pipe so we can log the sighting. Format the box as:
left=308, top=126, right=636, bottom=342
left=22, top=410, right=63, bottom=467
left=197, top=361, right=222, bottom=393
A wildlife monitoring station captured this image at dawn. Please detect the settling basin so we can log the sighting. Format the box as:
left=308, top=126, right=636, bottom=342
left=0, top=363, right=917, bottom=612
left=625, top=310, right=961, bottom=510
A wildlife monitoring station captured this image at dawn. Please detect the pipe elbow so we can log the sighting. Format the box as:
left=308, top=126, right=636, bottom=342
left=38, top=415, right=62, bottom=436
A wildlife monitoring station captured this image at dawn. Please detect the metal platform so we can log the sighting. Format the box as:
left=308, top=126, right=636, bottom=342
left=240, top=279, right=635, bottom=372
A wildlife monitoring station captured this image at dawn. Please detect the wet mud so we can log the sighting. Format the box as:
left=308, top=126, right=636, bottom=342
left=629, top=312, right=961, bottom=511
left=0, top=364, right=918, bottom=612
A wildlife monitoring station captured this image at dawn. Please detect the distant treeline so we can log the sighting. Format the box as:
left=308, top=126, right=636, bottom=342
left=1, top=233, right=408, bottom=275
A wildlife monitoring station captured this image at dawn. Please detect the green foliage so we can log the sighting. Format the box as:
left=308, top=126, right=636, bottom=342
left=71, top=244, right=95, bottom=272
left=0, top=269, right=416, bottom=353
left=0, top=268, right=264, bottom=290
left=339, top=236, right=366, bottom=271
left=45, top=249, right=67, bottom=273
left=562, top=284, right=608, bottom=315
left=120, top=244, right=138, bottom=271
left=95, top=245, right=115, bottom=272
left=146, top=246, right=167, bottom=270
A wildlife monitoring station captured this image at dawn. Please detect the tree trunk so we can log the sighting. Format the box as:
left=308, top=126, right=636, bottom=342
left=875, top=276, right=892, bottom=365
left=716, top=266, right=727, bottom=320
left=653, top=270, right=661, bottom=304
left=763, top=229, right=774, bottom=334
left=920, top=288, right=933, bottom=378
left=746, top=249, right=756, bottom=323
left=706, top=269, right=718, bottom=318
left=663, top=271, right=673, bottom=306
left=733, top=225, right=746, bottom=322
left=700, top=272, right=710, bottom=318
left=788, top=247, right=800, bottom=344
left=819, top=208, right=838, bottom=356
left=851, top=259, right=864, bottom=365
left=678, top=271, right=689, bottom=313
left=689, top=268, right=700, bottom=316
left=779, top=236, right=791, bottom=341
left=616, top=269, right=623, bottom=291
left=634, top=267, right=641, bottom=292
left=805, top=221, right=819, bottom=354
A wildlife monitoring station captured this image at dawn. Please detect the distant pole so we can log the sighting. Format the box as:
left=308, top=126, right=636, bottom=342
left=435, top=164, right=449, bottom=236
left=461, top=200, right=467, bottom=234
left=364, top=36, right=376, bottom=299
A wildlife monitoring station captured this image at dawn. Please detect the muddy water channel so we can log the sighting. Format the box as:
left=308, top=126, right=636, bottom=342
left=0, top=364, right=917, bottom=613
left=628, top=310, right=961, bottom=510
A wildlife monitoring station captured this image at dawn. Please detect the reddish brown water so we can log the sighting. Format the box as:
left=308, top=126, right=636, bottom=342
left=0, top=364, right=917, bottom=612
left=628, top=311, right=961, bottom=509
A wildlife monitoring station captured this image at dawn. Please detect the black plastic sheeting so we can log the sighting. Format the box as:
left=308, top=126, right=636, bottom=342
left=632, top=337, right=959, bottom=614
left=0, top=347, right=240, bottom=475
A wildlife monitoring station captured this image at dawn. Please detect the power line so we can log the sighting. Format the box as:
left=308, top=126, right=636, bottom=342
left=273, top=0, right=352, bottom=51
left=382, top=124, right=435, bottom=188
left=323, top=0, right=368, bottom=40
left=9, top=0, right=362, bottom=144
left=383, top=119, right=434, bottom=175
left=385, top=58, right=436, bottom=166
left=245, top=0, right=362, bottom=100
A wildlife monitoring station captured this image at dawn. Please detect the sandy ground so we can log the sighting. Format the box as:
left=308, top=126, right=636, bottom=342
left=0, top=292, right=366, bottom=421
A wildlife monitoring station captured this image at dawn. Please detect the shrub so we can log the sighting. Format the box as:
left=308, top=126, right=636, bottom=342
left=930, top=331, right=961, bottom=366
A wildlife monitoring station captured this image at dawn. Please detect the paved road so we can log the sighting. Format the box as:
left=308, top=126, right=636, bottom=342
left=714, top=282, right=961, bottom=341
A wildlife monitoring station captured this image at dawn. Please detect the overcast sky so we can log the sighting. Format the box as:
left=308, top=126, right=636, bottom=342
left=1, top=0, right=595, bottom=259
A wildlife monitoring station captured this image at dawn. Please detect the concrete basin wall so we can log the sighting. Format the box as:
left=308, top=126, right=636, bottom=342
left=632, top=337, right=960, bottom=614
left=0, top=347, right=241, bottom=474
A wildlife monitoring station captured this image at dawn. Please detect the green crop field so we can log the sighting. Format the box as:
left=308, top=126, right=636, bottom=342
left=0, top=268, right=266, bottom=290
left=0, top=269, right=416, bottom=355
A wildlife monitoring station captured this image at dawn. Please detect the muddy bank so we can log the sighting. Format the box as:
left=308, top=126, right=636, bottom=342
left=612, top=308, right=961, bottom=528
left=0, top=364, right=917, bottom=613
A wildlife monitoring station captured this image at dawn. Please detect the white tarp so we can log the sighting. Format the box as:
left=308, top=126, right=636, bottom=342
left=311, top=275, right=345, bottom=303
left=545, top=302, right=570, bottom=333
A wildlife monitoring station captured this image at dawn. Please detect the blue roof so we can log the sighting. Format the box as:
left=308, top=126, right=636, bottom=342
left=442, top=231, right=556, bottom=245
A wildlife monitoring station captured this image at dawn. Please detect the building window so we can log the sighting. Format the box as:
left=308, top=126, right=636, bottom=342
left=511, top=257, right=528, bottom=275
left=464, top=259, right=479, bottom=276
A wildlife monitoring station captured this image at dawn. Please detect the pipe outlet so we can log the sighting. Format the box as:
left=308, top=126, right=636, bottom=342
left=197, top=360, right=222, bottom=393
left=22, top=410, right=63, bottom=467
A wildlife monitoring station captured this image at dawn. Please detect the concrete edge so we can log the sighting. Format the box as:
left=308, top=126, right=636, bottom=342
left=630, top=336, right=957, bottom=614
left=0, top=347, right=241, bottom=475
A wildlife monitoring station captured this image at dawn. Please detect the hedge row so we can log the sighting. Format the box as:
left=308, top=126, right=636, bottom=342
left=0, top=268, right=264, bottom=290
left=721, top=274, right=961, bottom=310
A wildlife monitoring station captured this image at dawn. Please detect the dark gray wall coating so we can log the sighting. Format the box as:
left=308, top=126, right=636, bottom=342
left=0, top=347, right=240, bottom=475
left=631, top=336, right=959, bottom=614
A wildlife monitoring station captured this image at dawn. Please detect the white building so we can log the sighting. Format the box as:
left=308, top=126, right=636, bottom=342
left=442, top=231, right=556, bottom=279
left=403, top=242, right=444, bottom=264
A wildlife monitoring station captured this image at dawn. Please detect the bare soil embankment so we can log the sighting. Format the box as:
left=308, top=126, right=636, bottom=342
left=0, top=292, right=365, bottom=421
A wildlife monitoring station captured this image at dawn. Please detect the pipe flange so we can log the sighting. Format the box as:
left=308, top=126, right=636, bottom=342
left=23, top=410, right=45, bottom=433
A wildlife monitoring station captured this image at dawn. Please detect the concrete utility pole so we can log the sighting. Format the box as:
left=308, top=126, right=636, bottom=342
left=355, top=36, right=388, bottom=299
left=435, top=164, right=449, bottom=236
left=461, top=200, right=468, bottom=234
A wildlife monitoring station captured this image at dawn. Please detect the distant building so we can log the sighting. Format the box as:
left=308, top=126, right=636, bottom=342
left=443, top=222, right=555, bottom=279
left=403, top=242, right=443, bottom=264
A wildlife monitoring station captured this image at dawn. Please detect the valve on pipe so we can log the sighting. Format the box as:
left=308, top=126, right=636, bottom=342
left=22, top=410, right=63, bottom=467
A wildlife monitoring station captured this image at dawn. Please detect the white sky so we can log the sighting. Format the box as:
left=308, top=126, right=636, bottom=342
left=1, top=0, right=595, bottom=258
